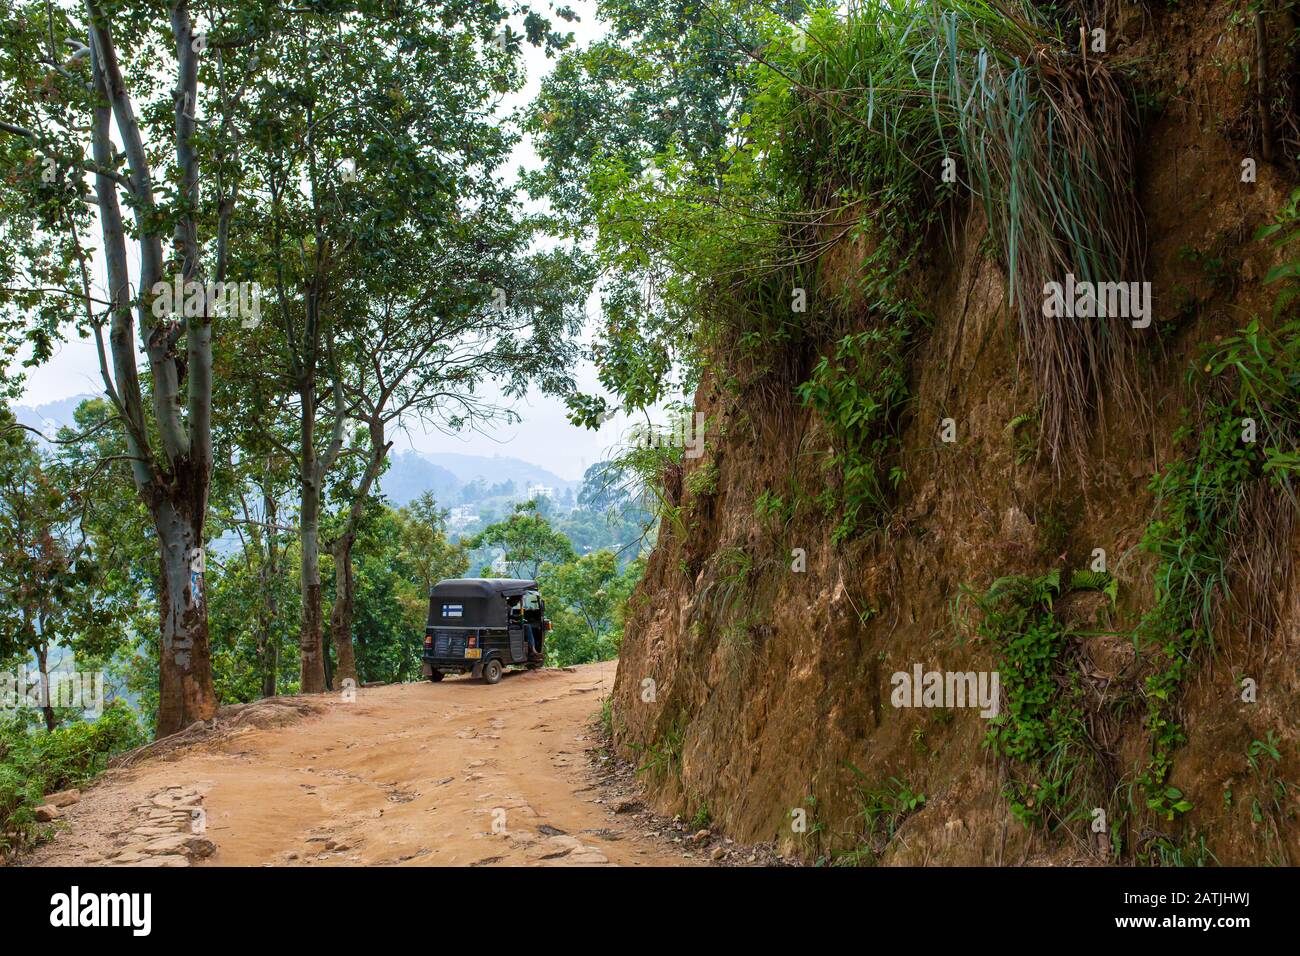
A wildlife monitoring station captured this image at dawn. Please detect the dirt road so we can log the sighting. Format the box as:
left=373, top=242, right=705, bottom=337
left=25, top=662, right=699, bottom=867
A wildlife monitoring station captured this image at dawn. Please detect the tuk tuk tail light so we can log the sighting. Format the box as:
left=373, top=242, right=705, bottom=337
left=423, top=635, right=432, bottom=647
left=545, top=620, right=553, bottom=632
left=468, top=634, right=477, bottom=648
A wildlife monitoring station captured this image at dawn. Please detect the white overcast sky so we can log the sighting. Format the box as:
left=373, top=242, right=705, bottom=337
left=9, top=0, right=653, bottom=481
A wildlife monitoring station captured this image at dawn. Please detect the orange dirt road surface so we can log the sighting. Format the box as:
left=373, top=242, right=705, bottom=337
left=24, top=661, right=698, bottom=867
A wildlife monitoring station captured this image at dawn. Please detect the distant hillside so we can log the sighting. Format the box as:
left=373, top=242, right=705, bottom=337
left=11, top=392, right=101, bottom=442
left=415, top=451, right=578, bottom=493
left=371, top=447, right=579, bottom=509
left=379, top=449, right=579, bottom=509
left=376, top=451, right=463, bottom=506
left=8, top=394, right=578, bottom=509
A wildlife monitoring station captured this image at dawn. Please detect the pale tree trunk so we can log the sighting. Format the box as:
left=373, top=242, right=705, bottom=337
left=297, top=369, right=323, bottom=692
left=84, top=4, right=220, bottom=739
left=287, top=97, right=343, bottom=695
left=323, top=632, right=335, bottom=690
left=297, top=374, right=342, bottom=693
left=296, top=333, right=347, bottom=692
left=299, top=458, right=326, bottom=693
left=261, top=612, right=280, bottom=698
left=34, top=640, right=55, bottom=733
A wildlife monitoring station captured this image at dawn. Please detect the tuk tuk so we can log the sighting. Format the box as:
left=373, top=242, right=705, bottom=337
left=421, top=578, right=551, bottom=684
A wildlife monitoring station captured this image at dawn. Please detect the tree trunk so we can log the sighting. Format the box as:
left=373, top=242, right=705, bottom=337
left=255, top=583, right=280, bottom=697
left=329, top=531, right=359, bottom=686
left=153, top=496, right=218, bottom=738
left=325, top=420, right=389, bottom=689
left=299, top=470, right=326, bottom=693
left=323, top=639, right=335, bottom=691
left=35, top=642, right=55, bottom=733
left=256, top=477, right=280, bottom=698
left=298, top=377, right=327, bottom=694
left=265, top=628, right=280, bottom=698
left=83, top=7, right=219, bottom=741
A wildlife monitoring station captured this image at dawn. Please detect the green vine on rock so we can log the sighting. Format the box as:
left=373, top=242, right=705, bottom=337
left=796, top=314, right=915, bottom=542
left=1136, top=191, right=1300, bottom=822
left=962, top=569, right=1105, bottom=831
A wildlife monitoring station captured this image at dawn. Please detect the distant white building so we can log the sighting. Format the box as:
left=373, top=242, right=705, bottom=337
left=447, top=506, right=480, bottom=529
left=526, top=483, right=553, bottom=500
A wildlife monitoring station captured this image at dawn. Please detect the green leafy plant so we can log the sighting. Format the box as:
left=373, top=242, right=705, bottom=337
left=836, top=768, right=927, bottom=865
left=1123, top=193, right=1300, bottom=828
left=698, top=547, right=755, bottom=623
left=1135, top=318, right=1300, bottom=819
left=796, top=320, right=914, bottom=542
left=0, top=703, right=145, bottom=853
left=597, top=694, right=614, bottom=736
left=1006, top=412, right=1039, bottom=465
left=1243, top=731, right=1291, bottom=864
left=685, top=460, right=720, bottom=499
left=753, top=489, right=793, bottom=532
left=1143, top=832, right=1219, bottom=868
left=1070, top=569, right=1119, bottom=605
left=634, top=713, right=687, bottom=783
left=961, top=570, right=1100, bottom=830
left=1255, top=186, right=1300, bottom=315
left=797, top=793, right=829, bottom=861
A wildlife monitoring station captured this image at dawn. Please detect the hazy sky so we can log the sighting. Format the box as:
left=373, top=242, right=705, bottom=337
left=8, top=2, right=660, bottom=481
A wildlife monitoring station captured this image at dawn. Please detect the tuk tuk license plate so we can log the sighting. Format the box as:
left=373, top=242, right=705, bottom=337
left=464, top=648, right=481, bottom=659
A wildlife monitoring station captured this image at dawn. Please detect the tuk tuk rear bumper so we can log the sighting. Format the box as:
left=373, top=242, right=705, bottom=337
left=422, top=651, right=486, bottom=673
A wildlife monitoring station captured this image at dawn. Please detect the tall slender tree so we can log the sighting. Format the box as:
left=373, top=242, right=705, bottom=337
left=0, top=1, right=277, bottom=735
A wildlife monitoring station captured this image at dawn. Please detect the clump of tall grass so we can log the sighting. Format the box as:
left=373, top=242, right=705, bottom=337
left=754, top=0, right=1144, bottom=468
left=931, top=2, right=1143, bottom=469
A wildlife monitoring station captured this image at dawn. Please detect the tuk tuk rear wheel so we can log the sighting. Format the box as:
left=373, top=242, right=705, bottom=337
left=427, top=670, right=444, bottom=683
left=482, top=658, right=504, bottom=684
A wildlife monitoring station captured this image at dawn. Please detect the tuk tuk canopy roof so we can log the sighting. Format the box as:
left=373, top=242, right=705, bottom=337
left=430, top=578, right=538, bottom=598
left=427, top=579, right=539, bottom=629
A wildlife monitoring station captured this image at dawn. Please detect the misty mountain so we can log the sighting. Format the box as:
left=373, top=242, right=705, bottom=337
left=378, top=450, right=578, bottom=508
left=375, top=451, right=463, bottom=506
left=413, top=451, right=578, bottom=492
left=8, top=394, right=578, bottom=509
left=10, top=392, right=101, bottom=442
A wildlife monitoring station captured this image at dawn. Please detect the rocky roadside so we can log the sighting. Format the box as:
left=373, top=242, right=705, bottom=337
left=17, top=784, right=217, bottom=868
left=582, top=720, right=795, bottom=867
left=31, top=786, right=82, bottom=822
left=99, top=785, right=217, bottom=866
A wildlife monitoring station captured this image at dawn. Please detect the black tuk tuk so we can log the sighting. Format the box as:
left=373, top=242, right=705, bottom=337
left=421, top=578, right=551, bottom=684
